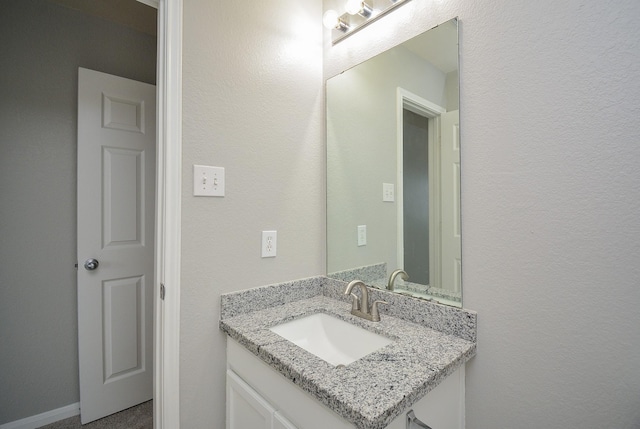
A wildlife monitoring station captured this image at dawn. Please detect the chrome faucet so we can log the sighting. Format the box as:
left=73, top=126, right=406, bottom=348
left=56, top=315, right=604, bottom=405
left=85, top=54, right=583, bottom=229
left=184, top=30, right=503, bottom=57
left=388, top=269, right=409, bottom=291
left=344, top=280, right=387, bottom=322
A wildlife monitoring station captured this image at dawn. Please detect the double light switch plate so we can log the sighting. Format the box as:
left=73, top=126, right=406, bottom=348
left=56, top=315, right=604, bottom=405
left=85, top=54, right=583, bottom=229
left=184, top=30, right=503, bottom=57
left=194, top=165, right=225, bottom=196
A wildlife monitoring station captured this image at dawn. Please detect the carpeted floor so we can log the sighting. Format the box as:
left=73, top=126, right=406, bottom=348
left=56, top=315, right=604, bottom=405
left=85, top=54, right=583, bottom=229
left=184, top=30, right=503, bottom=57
left=37, top=400, right=152, bottom=429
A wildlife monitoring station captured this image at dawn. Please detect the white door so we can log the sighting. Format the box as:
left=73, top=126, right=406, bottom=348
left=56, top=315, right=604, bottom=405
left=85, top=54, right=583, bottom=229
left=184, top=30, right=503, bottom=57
left=440, top=110, right=461, bottom=293
left=77, top=68, right=156, bottom=424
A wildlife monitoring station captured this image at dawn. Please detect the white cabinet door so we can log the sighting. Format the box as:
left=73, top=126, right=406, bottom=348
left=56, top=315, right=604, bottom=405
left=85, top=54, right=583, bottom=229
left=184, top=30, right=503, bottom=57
left=227, top=370, right=276, bottom=429
left=274, top=411, right=298, bottom=429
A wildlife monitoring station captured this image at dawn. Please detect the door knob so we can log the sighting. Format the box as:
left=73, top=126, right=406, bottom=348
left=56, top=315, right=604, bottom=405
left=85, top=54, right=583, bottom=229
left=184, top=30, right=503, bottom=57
left=84, top=258, right=99, bottom=271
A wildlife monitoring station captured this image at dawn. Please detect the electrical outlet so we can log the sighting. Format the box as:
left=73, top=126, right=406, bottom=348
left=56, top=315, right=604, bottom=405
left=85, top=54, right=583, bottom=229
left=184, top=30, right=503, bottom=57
left=383, top=183, right=395, bottom=202
left=262, top=231, right=277, bottom=257
left=357, top=225, right=366, bottom=246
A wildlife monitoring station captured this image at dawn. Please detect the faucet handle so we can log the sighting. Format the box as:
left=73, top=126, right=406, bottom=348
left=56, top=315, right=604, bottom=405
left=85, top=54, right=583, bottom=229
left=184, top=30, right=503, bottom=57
left=370, top=300, right=388, bottom=322
left=349, top=293, right=360, bottom=311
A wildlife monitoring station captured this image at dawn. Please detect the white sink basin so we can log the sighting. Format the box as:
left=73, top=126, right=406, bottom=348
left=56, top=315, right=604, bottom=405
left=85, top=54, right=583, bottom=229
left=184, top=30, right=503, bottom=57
left=269, top=313, right=392, bottom=366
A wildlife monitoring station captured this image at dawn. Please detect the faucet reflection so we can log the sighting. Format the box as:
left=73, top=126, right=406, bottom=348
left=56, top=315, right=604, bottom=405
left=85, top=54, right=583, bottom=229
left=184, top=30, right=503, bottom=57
left=388, top=269, right=409, bottom=291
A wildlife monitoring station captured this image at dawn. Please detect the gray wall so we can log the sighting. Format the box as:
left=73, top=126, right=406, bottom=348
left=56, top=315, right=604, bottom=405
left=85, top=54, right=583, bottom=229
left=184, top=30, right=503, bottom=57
left=180, top=0, right=324, bottom=426
left=178, top=0, right=640, bottom=426
left=403, top=110, right=430, bottom=285
left=0, top=0, right=156, bottom=423
left=324, top=0, right=640, bottom=428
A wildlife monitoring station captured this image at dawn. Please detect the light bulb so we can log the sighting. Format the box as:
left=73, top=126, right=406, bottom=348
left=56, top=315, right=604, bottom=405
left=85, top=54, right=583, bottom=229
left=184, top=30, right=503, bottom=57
left=345, top=0, right=373, bottom=18
left=345, top=0, right=362, bottom=15
left=323, top=10, right=339, bottom=29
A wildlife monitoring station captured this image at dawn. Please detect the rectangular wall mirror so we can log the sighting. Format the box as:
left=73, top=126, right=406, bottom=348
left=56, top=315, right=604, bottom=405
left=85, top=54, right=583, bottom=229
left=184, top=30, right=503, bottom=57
left=326, top=18, right=462, bottom=307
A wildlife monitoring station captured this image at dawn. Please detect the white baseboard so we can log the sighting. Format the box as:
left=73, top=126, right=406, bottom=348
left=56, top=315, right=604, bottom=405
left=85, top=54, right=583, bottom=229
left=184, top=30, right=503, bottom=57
left=0, top=403, right=80, bottom=429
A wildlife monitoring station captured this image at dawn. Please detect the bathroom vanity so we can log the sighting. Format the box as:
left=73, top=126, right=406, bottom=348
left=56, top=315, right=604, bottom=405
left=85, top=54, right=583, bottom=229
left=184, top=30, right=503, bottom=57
left=221, top=14, right=474, bottom=428
left=220, top=276, right=476, bottom=429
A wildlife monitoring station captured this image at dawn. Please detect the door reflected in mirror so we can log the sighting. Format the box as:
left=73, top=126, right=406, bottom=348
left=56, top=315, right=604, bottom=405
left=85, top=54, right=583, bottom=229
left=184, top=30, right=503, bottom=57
left=326, top=18, right=462, bottom=307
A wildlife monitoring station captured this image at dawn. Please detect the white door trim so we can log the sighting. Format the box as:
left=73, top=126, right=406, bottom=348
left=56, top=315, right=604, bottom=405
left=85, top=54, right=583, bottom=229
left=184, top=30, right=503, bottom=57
left=396, top=88, right=445, bottom=286
left=153, top=0, right=182, bottom=428
left=0, top=403, right=80, bottom=429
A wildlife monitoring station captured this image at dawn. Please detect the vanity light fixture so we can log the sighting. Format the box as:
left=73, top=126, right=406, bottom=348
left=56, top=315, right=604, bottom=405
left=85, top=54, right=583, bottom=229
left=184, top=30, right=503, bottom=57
left=324, top=0, right=411, bottom=44
left=323, top=9, right=350, bottom=33
left=345, top=0, right=373, bottom=18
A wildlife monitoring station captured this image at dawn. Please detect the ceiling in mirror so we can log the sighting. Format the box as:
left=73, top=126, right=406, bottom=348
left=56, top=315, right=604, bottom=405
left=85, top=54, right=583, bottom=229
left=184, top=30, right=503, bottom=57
left=326, top=18, right=462, bottom=307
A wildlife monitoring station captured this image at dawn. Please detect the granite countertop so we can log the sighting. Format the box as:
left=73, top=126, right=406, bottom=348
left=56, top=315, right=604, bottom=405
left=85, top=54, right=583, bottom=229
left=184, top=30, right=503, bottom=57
left=220, top=278, right=476, bottom=429
left=327, top=263, right=461, bottom=305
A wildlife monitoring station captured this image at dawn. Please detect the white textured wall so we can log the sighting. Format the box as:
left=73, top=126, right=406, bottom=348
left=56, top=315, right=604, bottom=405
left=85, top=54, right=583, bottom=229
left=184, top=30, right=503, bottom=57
left=0, top=0, right=156, bottom=424
left=180, top=0, right=640, bottom=426
left=180, top=0, right=324, bottom=427
left=325, top=0, right=640, bottom=428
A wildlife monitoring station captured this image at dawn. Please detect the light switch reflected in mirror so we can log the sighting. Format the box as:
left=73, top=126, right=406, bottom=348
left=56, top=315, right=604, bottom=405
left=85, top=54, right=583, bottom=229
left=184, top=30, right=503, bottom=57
left=326, top=18, right=462, bottom=307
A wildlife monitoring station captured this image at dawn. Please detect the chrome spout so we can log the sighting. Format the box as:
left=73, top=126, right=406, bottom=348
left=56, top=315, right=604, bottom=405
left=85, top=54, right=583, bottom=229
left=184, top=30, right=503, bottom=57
left=344, top=280, right=388, bottom=322
left=344, top=280, right=369, bottom=314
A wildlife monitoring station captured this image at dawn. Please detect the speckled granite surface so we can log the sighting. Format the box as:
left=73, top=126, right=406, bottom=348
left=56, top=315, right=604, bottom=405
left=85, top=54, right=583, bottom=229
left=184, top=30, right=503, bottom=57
left=220, top=276, right=476, bottom=429
left=323, top=277, right=476, bottom=343
left=328, top=263, right=387, bottom=283
left=369, top=279, right=462, bottom=303
left=331, top=268, right=462, bottom=306
left=220, top=276, right=323, bottom=319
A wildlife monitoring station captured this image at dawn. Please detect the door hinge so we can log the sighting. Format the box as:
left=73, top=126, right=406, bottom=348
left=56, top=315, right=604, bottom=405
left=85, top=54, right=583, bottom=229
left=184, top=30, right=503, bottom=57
left=160, top=283, right=165, bottom=300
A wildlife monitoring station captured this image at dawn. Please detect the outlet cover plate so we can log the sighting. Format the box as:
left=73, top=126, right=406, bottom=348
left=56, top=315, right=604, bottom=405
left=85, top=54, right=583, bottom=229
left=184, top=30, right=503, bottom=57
left=262, top=231, right=277, bottom=257
left=357, top=225, right=366, bottom=246
left=383, top=183, right=395, bottom=202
